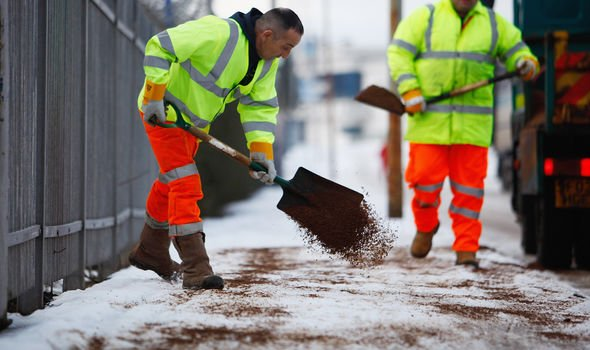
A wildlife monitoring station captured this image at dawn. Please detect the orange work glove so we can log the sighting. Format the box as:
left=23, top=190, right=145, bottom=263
left=249, top=142, right=276, bottom=185
left=516, top=56, right=540, bottom=81
left=142, top=80, right=167, bottom=124
left=402, top=89, right=426, bottom=115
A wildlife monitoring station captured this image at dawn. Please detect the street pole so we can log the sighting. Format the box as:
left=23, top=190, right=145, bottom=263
left=388, top=0, right=403, bottom=217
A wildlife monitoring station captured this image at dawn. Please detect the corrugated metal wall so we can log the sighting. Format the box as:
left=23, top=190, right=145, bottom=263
left=0, top=0, right=160, bottom=319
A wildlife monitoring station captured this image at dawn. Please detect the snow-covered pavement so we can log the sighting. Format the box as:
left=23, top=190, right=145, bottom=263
left=1, top=136, right=589, bottom=349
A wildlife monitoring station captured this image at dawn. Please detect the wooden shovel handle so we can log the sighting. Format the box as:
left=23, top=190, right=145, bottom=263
left=426, top=70, right=520, bottom=105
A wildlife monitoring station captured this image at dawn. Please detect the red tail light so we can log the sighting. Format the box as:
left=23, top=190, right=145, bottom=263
left=581, top=158, right=590, bottom=177
left=544, top=158, right=554, bottom=176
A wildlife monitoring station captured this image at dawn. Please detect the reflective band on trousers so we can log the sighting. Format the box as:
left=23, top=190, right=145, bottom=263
left=417, top=198, right=440, bottom=208
left=145, top=211, right=168, bottom=230
left=450, top=180, right=484, bottom=199
left=170, top=221, right=204, bottom=236
left=415, top=182, right=444, bottom=193
left=449, top=203, right=480, bottom=219
left=158, top=163, right=199, bottom=184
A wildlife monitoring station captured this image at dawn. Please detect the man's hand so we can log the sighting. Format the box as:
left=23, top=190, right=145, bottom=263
left=249, top=142, right=276, bottom=185
left=142, top=80, right=167, bottom=125
left=143, top=100, right=166, bottom=124
left=402, top=89, right=426, bottom=115
left=516, top=56, right=540, bottom=81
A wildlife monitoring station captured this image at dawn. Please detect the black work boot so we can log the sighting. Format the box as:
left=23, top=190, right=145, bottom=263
left=129, top=223, right=181, bottom=281
left=410, top=222, right=440, bottom=258
left=173, top=232, right=224, bottom=290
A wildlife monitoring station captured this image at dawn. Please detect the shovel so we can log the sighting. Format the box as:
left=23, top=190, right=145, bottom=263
left=157, top=101, right=364, bottom=223
left=354, top=70, right=520, bottom=115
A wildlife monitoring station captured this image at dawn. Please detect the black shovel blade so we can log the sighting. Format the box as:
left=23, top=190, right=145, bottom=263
left=277, top=167, right=364, bottom=216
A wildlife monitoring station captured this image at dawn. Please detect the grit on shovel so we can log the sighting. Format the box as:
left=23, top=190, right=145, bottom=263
left=354, top=70, right=520, bottom=114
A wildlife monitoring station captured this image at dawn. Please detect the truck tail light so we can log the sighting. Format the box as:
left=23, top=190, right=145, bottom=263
left=544, top=158, right=590, bottom=177
left=544, top=159, right=554, bottom=176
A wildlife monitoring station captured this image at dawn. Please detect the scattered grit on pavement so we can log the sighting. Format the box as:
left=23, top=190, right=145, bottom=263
left=80, top=246, right=589, bottom=350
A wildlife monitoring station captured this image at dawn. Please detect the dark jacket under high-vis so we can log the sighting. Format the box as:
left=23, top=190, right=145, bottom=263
left=138, top=10, right=279, bottom=147
left=387, top=0, right=535, bottom=147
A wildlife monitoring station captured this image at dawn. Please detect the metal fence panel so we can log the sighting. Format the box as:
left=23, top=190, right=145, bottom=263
left=43, top=0, right=86, bottom=287
left=5, top=0, right=44, bottom=314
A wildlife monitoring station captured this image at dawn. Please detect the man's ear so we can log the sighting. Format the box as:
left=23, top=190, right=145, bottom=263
left=261, top=29, right=273, bottom=39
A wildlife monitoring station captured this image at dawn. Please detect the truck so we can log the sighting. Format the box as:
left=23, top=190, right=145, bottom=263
left=508, top=0, right=590, bottom=269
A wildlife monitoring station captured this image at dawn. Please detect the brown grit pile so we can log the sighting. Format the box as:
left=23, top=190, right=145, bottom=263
left=284, top=190, right=397, bottom=267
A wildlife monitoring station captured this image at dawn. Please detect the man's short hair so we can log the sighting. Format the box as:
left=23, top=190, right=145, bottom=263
left=258, top=8, right=304, bottom=36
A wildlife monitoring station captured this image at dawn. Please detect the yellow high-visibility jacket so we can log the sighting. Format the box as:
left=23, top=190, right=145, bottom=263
left=387, top=0, right=535, bottom=147
left=138, top=14, right=279, bottom=147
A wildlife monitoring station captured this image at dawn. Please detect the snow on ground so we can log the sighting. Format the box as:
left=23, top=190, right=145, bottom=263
left=1, top=133, right=589, bottom=349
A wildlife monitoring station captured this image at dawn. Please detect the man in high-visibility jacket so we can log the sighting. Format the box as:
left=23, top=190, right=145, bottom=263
left=387, top=0, right=539, bottom=267
left=129, top=8, right=303, bottom=290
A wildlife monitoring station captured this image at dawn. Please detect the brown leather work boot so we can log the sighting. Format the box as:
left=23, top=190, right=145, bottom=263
left=129, top=224, right=181, bottom=281
left=173, top=232, right=224, bottom=290
left=455, top=251, right=479, bottom=268
left=410, top=222, right=440, bottom=258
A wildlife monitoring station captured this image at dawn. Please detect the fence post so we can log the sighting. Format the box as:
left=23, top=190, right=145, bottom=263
left=0, top=0, right=12, bottom=330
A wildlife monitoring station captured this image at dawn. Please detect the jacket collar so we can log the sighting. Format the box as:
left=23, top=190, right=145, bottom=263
left=230, top=8, right=262, bottom=61
left=441, top=0, right=487, bottom=18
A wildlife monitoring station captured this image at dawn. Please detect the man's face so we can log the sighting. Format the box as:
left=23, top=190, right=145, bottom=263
left=451, top=0, right=478, bottom=16
left=256, top=28, right=302, bottom=61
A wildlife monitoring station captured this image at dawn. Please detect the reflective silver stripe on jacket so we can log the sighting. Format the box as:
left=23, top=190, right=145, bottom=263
left=157, top=30, right=175, bottom=55
left=144, top=55, right=171, bottom=70
left=239, top=95, right=279, bottom=108
left=425, top=4, right=435, bottom=51
left=169, top=222, right=204, bottom=236
left=487, top=8, right=498, bottom=55
left=176, top=19, right=239, bottom=99
left=421, top=4, right=497, bottom=64
left=415, top=181, right=444, bottom=193
left=449, top=203, right=480, bottom=219
left=450, top=180, right=484, bottom=198
left=242, top=121, right=276, bottom=134
left=418, top=51, right=495, bottom=64
left=502, top=41, right=527, bottom=61
left=258, top=60, right=274, bottom=81
left=396, top=73, right=416, bottom=85
left=164, top=92, right=210, bottom=128
left=427, top=104, right=494, bottom=115
left=391, top=39, right=418, bottom=56
left=158, top=163, right=199, bottom=184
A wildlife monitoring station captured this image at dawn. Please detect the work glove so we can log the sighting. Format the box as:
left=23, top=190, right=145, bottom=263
left=516, top=56, right=540, bottom=81
left=142, top=80, right=167, bottom=125
left=248, top=142, right=276, bottom=185
left=402, top=89, right=426, bottom=115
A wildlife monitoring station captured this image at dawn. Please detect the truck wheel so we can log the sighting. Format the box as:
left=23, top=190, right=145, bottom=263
left=537, top=200, right=573, bottom=269
left=573, top=211, right=590, bottom=269
left=520, top=195, right=537, bottom=254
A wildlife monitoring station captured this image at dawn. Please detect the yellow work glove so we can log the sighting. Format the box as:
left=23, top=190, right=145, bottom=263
left=402, top=89, right=426, bottom=115
left=142, top=80, right=167, bottom=125
left=516, top=56, right=540, bottom=81
left=249, top=142, right=276, bottom=185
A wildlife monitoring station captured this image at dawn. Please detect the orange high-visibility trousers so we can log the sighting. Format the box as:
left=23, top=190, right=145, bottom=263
left=405, top=143, right=488, bottom=252
left=141, top=112, right=204, bottom=236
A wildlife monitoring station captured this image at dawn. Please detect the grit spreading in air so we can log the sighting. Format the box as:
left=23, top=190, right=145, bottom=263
left=285, top=190, right=397, bottom=267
